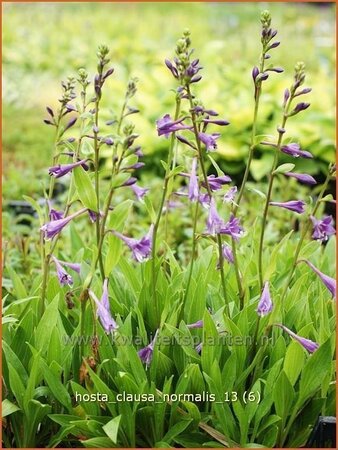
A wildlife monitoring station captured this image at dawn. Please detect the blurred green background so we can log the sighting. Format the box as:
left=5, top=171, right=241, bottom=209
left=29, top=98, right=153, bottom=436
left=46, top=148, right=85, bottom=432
left=3, top=1, right=336, bottom=201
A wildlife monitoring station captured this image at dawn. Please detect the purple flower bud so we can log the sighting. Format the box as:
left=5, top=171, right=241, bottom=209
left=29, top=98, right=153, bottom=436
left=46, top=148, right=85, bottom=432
left=256, top=72, right=269, bottom=82
left=103, top=67, right=114, bottom=80
left=293, top=102, right=310, bottom=114
left=187, top=319, right=203, bottom=329
left=295, top=87, right=312, bottom=97
left=65, top=104, right=77, bottom=113
left=93, top=125, right=99, bottom=134
left=104, top=137, right=114, bottom=146
left=88, top=209, right=103, bottom=223
left=300, top=260, right=336, bottom=298
left=43, top=119, right=54, bottom=126
left=165, top=59, right=179, bottom=78
left=64, top=117, right=77, bottom=131
left=252, top=66, right=259, bottom=82
left=202, top=119, right=230, bottom=126
left=48, top=159, right=88, bottom=178
left=188, top=158, right=199, bottom=202
left=134, top=146, right=144, bottom=157
left=195, top=342, right=203, bottom=354
left=267, top=67, right=284, bottom=73
left=281, top=143, right=313, bottom=159
left=198, top=132, right=221, bottom=152
left=275, top=324, right=319, bottom=353
left=46, top=106, right=54, bottom=117
left=41, top=208, right=87, bottom=240
left=112, top=225, right=154, bottom=262
left=268, top=41, right=280, bottom=49
left=176, top=134, right=197, bottom=149
left=283, top=88, right=290, bottom=106
left=122, top=177, right=137, bottom=187
left=131, top=183, right=149, bottom=202
left=269, top=200, right=305, bottom=214
left=284, top=172, right=317, bottom=185
left=310, top=216, right=335, bottom=242
left=257, top=281, right=273, bottom=317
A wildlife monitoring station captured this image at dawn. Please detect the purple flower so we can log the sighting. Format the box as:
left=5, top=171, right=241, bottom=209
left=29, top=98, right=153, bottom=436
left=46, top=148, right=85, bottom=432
left=156, top=114, right=191, bottom=138
left=176, top=134, right=197, bottom=149
left=88, top=209, right=103, bottom=223
left=292, top=102, right=310, bottom=114
left=257, top=282, right=273, bottom=317
left=165, top=58, right=179, bottom=78
left=281, top=143, right=313, bottom=159
left=188, top=158, right=199, bottom=202
left=131, top=184, right=149, bottom=202
left=269, top=200, right=305, bottom=214
left=51, top=256, right=73, bottom=286
left=113, top=225, right=154, bottom=262
left=223, top=186, right=238, bottom=204
left=57, top=259, right=81, bottom=274
left=217, top=244, right=234, bottom=269
left=198, top=193, right=211, bottom=208
left=89, top=280, right=118, bottom=334
left=138, top=329, right=159, bottom=367
left=47, top=200, right=64, bottom=221
left=219, top=214, right=243, bottom=240
left=284, top=172, right=317, bottom=185
left=275, top=324, right=319, bottom=353
left=310, top=216, right=335, bottom=242
left=222, top=244, right=234, bottom=264
left=41, top=208, right=87, bottom=240
left=206, top=199, right=225, bottom=234
left=48, top=159, right=88, bottom=178
left=198, top=132, right=221, bottom=152
left=203, top=174, right=231, bottom=191
left=187, top=319, right=203, bottom=329
left=301, top=260, right=336, bottom=298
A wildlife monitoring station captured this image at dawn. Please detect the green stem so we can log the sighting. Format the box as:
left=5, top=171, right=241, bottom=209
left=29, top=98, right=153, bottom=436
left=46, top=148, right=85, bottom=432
left=184, top=200, right=200, bottom=303
left=231, top=53, right=266, bottom=306
left=186, top=86, right=228, bottom=308
left=151, top=97, right=181, bottom=323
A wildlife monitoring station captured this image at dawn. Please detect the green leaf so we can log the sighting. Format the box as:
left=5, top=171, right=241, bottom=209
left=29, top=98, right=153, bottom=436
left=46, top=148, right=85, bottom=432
left=107, top=199, right=133, bottom=230
left=81, top=140, right=94, bottom=156
left=35, top=294, right=59, bottom=355
left=102, top=415, right=122, bottom=444
left=273, top=371, right=294, bottom=421
left=283, top=340, right=305, bottom=385
left=73, top=166, right=98, bottom=212
left=82, top=437, right=115, bottom=448
left=298, top=338, right=332, bottom=406
left=6, top=266, right=28, bottom=299
left=41, top=360, right=72, bottom=412
left=162, top=419, right=193, bottom=443
left=2, top=399, right=20, bottom=417
left=274, top=163, right=295, bottom=174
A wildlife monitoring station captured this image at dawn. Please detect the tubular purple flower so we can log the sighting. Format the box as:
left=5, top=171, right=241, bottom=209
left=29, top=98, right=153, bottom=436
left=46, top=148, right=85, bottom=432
left=198, top=132, right=221, bottom=152
left=219, top=214, right=243, bottom=240
left=284, top=172, right=317, bottom=185
left=58, top=260, right=81, bottom=274
left=47, top=200, right=64, bottom=221
left=88, top=209, right=103, bottom=223
left=156, top=114, right=192, bottom=138
left=293, top=102, right=310, bottom=114
left=310, top=216, right=335, bottom=242
left=188, top=158, right=199, bottom=202
left=199, top=193, right=211, bottom=208
left=257, top=282, right=273, bottom=317
left=89, top=284, right=118, bottom=334
left=51, top=256, right=73, bottom=286
left=131, top=183, right=149, bottom=202
left=252, top=66, right=259, bottom=82
left=138, top=329, right=159, bottom=367
left=269, top=200, right=305, bottom=214
left=49, top=159, right=88, bottom=178
left=300, top=260, right=336, bottom=299
left=223, top=186, right=238, bottom=204
left=206, top=199, right=225, bottom=234
left=113, top=224, right=154, bottom=262
left=165, top=59, right=179, bottom=78
left=281, top=143, right=313, bottom=159
left=187, top=319, right=203, bottom=329
left=275, top=324, right=319, bottom=353
left=217, top=244, right=234, bottom=269
left=41, top=208, right=87, bottom=240
left=204, top=174, right=232, bottom=191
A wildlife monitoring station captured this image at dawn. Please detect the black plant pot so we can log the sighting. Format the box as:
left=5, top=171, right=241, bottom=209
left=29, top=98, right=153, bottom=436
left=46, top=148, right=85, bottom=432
left=306, top=416, right=336, bottom=448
